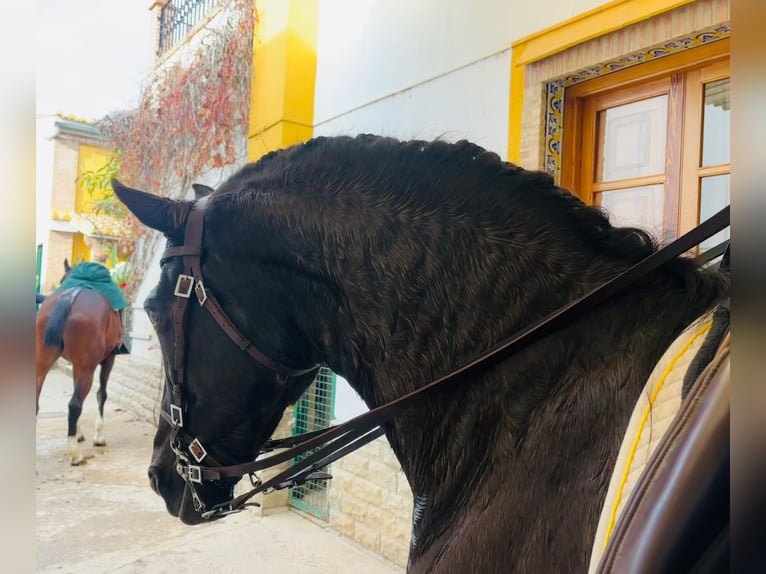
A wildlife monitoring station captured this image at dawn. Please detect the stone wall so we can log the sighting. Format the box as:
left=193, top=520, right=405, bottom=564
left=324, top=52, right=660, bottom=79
left=44, top=232, right=74, bottom=292
left=50, top=138, right=78, bottom=213
left=248, top=409, right=296, bottom=515
left=44, top=135, right=80, bottom=291
left=328, top=436, right=413, bottom=568
left=108, top=354, right=164, bottom=425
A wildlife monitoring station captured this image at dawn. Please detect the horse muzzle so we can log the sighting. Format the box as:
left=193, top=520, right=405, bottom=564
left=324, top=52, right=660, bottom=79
left=148, top=461, right=237, bottom=525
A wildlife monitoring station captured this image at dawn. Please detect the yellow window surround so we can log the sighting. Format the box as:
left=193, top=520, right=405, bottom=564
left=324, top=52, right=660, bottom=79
left=507, top=0, right=696, bottom=164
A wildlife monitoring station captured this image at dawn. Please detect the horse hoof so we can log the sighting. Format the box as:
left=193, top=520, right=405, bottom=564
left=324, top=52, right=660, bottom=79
left=93, top=438, right=106, bottom=447
left=67, top=436, right=83, bottom=465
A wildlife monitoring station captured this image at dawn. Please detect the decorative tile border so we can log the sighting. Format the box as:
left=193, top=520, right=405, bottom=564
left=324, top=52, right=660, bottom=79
left=544, top=23, right=730, bottom=183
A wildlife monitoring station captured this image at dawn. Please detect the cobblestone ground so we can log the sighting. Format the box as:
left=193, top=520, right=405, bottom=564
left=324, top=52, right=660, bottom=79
left=36, top=365, right=400, bottom=574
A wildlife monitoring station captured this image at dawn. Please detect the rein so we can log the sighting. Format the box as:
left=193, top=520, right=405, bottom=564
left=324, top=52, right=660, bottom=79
left=160, top=197, right=730, bottom=519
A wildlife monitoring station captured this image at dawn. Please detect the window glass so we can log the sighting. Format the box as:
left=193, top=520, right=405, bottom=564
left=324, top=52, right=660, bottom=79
left=701, top=78, right=730, bottom=167
left=596, top=184, right=665, bottom=236
left=599, top=95, right=668, bottom=182
left=699, top=174, right=730, bottom=251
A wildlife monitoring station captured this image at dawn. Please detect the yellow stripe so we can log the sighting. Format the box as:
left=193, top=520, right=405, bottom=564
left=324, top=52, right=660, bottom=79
left=507, top=55, right=524, bottom=164
left=248, top=0, right=317, bottom=163
left=602, top=320, right=713, bottom=549
left=510, top=0, right=695, bottom=66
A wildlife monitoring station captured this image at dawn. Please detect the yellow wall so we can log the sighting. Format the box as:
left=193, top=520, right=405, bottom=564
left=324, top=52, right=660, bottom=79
left=74, top=143, right=125, bottom=265
left=507, top=0, right=696, bottom=163
left=71, top=233, right=91, bottom=265
left=75, top=143, right=113, bottom=214
left=248, top=0, right=318, bottom=162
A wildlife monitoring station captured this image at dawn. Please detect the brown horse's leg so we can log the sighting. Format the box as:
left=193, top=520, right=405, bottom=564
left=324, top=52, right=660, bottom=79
left=67, top=367, right=95, bottom=465
left=93, top=354, right=115, bottom=446
left=35, top=346, right=60, bottom=416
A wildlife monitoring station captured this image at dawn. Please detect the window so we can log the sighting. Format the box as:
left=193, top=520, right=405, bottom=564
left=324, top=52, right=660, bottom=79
left=562, top=41, right=730, bottom=252
left=158, top=0, right=221, bottom=56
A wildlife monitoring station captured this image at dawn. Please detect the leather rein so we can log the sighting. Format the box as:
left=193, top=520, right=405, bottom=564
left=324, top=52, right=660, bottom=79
left=159, top=196, right=730, bottom=520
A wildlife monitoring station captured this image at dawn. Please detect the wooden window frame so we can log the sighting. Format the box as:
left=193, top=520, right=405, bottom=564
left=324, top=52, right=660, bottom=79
left=561, top=39, right=730, bottom=241
left=679, top=58, right=731, bottom=235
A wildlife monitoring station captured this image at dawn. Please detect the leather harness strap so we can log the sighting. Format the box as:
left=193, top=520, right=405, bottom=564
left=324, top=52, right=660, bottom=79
left=163, top=197, right=317, bottom=378
left=160, top=196, right=730, bottom=519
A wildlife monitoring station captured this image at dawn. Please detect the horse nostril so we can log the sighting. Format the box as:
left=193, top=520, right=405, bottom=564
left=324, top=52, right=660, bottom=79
left=148, top=467, right=160, bottom=494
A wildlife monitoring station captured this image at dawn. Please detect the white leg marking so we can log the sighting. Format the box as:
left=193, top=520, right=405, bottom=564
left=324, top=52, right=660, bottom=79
left=93, top=414, right=106, bottom=446
left=67, top=435, right=84, bottom=465
left=76, top=420, right=84, bottom=442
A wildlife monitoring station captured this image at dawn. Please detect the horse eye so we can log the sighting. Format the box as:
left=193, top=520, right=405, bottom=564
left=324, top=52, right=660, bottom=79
left=144, top=306, right=161, bottom=325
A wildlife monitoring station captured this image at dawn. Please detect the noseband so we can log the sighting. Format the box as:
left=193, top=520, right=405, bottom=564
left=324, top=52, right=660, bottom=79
left=158, top=194, right=730, bottom=520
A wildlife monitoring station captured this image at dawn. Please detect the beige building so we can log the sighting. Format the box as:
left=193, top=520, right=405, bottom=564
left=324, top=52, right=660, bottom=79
left=37, top=117, right=133, bottom=295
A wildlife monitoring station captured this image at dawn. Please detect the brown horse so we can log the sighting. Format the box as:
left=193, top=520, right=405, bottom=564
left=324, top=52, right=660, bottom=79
left=35, top=261, right=125, bottom=465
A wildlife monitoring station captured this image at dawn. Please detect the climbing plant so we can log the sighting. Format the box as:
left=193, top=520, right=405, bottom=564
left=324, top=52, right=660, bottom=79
left=77, top=152, right=142, bottom=297
left=79, top=153, right=128, bottom=219
left=98, top=0, right=256, bottom=300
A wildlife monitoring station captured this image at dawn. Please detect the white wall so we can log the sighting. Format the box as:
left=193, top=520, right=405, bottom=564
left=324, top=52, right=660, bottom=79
left=314, top=0, right=607, bottom=131
left=314, top=0, right=510, bottom=125
left=35, top=118, right=55, bottom=242
left=332, top=374, right=368, bottom=423
left=127, top=232, right=163, bottom=359
left=314, top=49, right=511, bottom=158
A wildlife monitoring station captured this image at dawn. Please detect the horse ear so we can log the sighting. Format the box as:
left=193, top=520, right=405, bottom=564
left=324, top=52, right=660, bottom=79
left=112, top=179, right=190, bottom=236
left=192, top=183, right=215, bottom=200
left=64, top=259, right=70, bottom=272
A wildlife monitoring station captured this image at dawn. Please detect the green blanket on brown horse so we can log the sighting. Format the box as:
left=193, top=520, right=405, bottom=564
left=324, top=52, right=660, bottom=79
left=57, top=262, right=129, bottom=310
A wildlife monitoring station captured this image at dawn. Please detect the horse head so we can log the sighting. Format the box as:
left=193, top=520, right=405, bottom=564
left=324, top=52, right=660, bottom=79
left=113, top=179, right=321, bottom=524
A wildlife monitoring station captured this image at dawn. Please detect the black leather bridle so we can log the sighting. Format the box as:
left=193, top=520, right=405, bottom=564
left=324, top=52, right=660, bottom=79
left=159, top=195, right=730, bottom=520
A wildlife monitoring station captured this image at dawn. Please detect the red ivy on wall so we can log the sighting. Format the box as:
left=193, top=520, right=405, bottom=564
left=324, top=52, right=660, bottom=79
left=98, top=0, right=256, bottom=298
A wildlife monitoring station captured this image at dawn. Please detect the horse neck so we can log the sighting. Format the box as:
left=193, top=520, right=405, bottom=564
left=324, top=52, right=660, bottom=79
left=219, top=189, right=723, bottom=567
left=326, top=260, right=723, bottom=570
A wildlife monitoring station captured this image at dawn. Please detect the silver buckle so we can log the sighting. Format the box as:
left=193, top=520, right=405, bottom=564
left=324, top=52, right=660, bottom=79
left=195, top=279, right=208, bottom=306
left=188, top=465, right=202, bottom=484
left=189, top=438, right=208, bottom=463
left=170, top=404, right=184, bottom=427
left=174, top=274, right=194, bottom=298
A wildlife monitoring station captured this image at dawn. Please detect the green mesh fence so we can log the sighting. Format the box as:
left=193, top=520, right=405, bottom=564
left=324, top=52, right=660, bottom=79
left=289, top=366, right=335, bottom=519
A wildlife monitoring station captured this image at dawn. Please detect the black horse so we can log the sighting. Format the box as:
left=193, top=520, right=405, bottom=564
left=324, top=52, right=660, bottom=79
left=114, top=135, right=727, bottom=573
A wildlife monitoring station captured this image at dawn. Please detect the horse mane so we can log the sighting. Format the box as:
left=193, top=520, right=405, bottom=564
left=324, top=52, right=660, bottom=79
left=215, top=134, right=658, bottom=266
left=206, top=134, right=725, bottom=373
